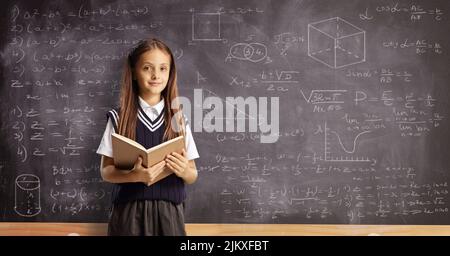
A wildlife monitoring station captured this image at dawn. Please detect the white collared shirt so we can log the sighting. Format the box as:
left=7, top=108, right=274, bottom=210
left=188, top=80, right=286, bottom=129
left=96, top=97, right=200, bottom=160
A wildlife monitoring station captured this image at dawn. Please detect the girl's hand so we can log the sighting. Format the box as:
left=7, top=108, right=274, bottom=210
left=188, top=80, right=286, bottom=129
left=165, top=149, right=189, bottom=179
left=132, top=157, right=166, bottom=186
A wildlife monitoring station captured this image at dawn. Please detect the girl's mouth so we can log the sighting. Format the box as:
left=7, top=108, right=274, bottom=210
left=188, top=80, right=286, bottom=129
left=148, top=82, right=161, bottom=87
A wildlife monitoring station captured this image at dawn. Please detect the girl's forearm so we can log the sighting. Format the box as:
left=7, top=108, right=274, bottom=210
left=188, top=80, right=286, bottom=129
left=101, top=165, right=138, bottom=184
left=181, top=166, right=198, bottom=185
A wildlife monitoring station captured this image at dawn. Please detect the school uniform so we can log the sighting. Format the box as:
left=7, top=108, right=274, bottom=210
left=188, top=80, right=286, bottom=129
left=96, top=97, right=199, bottom=236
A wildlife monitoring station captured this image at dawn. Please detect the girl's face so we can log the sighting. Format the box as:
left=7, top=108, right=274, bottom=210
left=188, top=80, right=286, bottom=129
left=133, top=49, right=171, bottom=99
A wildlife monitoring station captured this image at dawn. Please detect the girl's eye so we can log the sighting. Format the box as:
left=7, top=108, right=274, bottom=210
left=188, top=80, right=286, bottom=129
left=161, top=67, right=167, bottom=72
left=143, top=66, right=149, bottom=71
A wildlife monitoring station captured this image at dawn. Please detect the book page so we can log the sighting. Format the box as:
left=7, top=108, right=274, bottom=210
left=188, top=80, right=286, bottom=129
left=146, top=136, right=185, bottom=167
left=112, top=133, right=148, bottom=169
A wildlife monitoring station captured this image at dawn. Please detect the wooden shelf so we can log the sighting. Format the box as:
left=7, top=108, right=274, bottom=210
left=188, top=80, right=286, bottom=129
left=1, top=223, right=449, bottom=236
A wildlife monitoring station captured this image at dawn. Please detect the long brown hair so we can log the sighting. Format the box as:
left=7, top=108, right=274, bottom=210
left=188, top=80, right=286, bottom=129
left=117, top=38, right=184, bottom=142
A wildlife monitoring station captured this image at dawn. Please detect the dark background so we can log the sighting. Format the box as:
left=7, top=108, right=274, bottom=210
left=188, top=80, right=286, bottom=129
left=1, top=0, right=449, bottom=224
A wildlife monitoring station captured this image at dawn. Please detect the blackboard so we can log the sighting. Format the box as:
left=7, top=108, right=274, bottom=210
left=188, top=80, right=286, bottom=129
left=1, top=0, right=449, bottom=224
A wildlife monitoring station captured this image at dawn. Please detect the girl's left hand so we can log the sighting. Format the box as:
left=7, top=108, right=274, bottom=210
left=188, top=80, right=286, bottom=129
left=165, top=149, right=189, bottom=178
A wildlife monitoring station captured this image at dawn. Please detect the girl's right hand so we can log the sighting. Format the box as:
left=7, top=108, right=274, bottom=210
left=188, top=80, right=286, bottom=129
left=132, top=157, right=166, bottom=186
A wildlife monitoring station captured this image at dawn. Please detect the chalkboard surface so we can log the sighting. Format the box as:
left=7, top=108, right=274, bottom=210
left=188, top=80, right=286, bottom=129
left=1, top=0, right=449, bottom=224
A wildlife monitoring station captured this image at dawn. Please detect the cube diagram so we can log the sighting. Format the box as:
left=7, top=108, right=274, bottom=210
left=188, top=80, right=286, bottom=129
left=308, top=17, right=365, bottom=69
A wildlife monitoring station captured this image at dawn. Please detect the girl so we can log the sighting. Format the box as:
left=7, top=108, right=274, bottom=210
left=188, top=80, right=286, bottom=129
left=96, top=38, right=199, bottom=236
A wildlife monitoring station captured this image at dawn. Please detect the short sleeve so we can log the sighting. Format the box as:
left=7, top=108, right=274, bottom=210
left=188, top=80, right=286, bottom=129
left=183, top=115, right=200, bottom=161
left=96, top=117, right=115, bottom=158
left=97, top=109, right=119, bottom=157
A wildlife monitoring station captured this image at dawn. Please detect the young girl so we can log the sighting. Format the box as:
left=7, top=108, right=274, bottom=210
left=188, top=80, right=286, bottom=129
left=96, top=38, right=199, bottom=236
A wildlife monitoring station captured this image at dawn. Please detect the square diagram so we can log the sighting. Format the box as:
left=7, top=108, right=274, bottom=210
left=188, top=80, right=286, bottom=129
left=192, top=13, right=221, bottom=41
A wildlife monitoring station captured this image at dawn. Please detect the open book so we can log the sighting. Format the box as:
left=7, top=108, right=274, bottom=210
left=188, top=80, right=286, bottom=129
left=111, top=133, right=185, bottom=184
